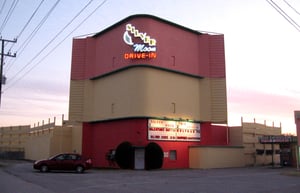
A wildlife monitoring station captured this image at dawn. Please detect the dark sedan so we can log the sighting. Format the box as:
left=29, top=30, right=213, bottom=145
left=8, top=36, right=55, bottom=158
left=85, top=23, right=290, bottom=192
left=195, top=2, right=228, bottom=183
left=33, top=153, right=92, bottom=173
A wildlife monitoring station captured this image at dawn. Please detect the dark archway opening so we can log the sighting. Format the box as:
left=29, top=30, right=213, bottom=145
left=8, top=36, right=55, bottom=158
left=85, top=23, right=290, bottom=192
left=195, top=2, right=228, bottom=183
left=145, top=142, right=163, bottom=170
left=115, top=141, right=134, bottom=169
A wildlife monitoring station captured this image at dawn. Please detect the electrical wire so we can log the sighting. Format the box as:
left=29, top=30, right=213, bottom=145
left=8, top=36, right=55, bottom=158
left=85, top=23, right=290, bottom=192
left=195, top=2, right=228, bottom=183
left=7, top=0, right=94, bottom=75
left=0, top=0, right=19, bottom=34
left=4, top=0, right=45, bottom=72
left=4, top=0, right=107, bottom=92
left=3, top=0, right=60, bottom=76
left=266, top=0, right=300, bottom=32
left=13, top=0, right=60, bottom=62
left=283, top=0, right=300, bottom=16
left=16, top=0, right=45, bottom=39
left=0, top=0, right=7, bottom=16
left=4, top=0, right=94, bottom=87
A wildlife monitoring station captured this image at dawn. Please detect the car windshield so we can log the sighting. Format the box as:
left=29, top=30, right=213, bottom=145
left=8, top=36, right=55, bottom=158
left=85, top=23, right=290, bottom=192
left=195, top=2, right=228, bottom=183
left=48, top=154, right=62, bottom=160
left=48, top=154, right=81, bottom=160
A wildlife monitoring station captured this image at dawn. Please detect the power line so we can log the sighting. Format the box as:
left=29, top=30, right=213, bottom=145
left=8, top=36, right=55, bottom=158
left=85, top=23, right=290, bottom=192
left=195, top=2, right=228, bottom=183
left=13, top=0, right=60, bottom=61
left=5, top=0, right=93, bottom=87
left=283, top=0, right=300, bottom=16
left=4, top=0, right=108, bottom=92
left=3, top=0, right=60, bottom=77
left=16, top=0, right=45, bottom=38
left=0, top=0, right=19, bottom=34
left=0, top=0, right=7, bottom=15
left=266, top=0, right=300, bottom=32
left=12, top=0, right=94, bottom=75
left=4, top=0, right=45, bottom=73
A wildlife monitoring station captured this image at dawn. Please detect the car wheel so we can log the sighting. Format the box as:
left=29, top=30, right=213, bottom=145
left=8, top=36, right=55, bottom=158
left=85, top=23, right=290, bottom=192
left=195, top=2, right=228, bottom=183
left=40, top=165, right=48, bottom=173
left=76, top=165, right=84, bottom=173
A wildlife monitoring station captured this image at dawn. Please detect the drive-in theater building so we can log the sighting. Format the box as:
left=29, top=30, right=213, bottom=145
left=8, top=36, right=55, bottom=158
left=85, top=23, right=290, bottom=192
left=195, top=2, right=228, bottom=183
left=69, top=14, right=244, bottom=169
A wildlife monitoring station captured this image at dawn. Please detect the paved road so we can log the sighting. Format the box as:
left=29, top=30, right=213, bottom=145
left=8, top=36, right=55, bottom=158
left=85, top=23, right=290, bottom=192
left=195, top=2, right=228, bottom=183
left=0, top=160, right=300, bottom=193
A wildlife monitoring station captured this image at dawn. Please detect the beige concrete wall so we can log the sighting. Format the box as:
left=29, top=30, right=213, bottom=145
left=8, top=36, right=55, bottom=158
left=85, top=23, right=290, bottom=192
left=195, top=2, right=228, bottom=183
left=242, top=122, right=281, bottom=166
left=25, top=130, right=52, bottom=161
left=255, top=153, right=280, bottom=165
left=70, top=122, right=82, bottom=154
left=20, top=121, right=82, bottom=160
left=242, top=122, right=281, bottom=135
left=69, top=80, right=85, bottom=121
left=0, top=125, right=30, bottom=151
left=49, top=126, right=73, bottom=156
left=189, top=146, right=244, bottom=169
left=227, top=121, right=282, bottom=166
left=210, top=78, right=227, bottom=123
left=229, top=126, right=243, bottom=146
left=69, top=66, right=227, bottom=123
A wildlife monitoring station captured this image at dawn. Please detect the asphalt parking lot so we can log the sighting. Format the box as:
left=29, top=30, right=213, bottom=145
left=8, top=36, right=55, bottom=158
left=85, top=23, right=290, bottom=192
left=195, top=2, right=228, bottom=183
left=1, top=160, right=300, bottom=193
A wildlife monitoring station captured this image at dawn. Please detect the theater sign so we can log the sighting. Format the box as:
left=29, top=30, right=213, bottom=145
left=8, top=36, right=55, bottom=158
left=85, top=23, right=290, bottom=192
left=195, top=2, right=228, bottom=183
left=148, top=119, right=201, bottom=141
left=123, top=23, right=157, bottom=59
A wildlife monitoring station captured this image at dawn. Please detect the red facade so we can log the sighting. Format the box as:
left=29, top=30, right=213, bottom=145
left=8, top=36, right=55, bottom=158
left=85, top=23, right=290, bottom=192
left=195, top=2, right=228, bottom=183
left=82, top=119, right=229, bottom=169
left=71, top=16, right=226, bottom=80
left=71, top=14, right=228, bottom=169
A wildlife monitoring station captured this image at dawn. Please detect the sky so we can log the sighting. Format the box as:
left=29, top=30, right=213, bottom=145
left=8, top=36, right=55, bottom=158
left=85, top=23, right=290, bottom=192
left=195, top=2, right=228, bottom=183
left=0, top=0, right=300, bottom=134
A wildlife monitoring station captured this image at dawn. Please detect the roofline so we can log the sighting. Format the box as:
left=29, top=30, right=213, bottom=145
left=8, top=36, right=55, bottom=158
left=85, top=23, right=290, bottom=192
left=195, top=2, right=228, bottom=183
left=90, top=64, right=204, bottom=80
left=87, top=116, right=202, bottom=124
left=92, top=14, right=204, bottom=38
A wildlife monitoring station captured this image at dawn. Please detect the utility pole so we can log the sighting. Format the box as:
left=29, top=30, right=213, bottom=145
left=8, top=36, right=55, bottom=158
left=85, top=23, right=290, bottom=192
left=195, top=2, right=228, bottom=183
left=0, top=37, right=17, bottom=106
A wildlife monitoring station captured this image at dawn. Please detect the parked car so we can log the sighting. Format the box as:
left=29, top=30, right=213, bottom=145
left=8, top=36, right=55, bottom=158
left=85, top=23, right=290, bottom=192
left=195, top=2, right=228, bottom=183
left=33, top=153, right=92, bottom=173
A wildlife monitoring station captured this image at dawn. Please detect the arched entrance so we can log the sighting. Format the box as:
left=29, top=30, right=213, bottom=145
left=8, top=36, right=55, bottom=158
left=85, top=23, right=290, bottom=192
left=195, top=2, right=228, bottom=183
left=115, top=142, right=164, bottom=170
left=145, top=142, right=163, bottom=170
left=115, top=141, right=134, bottom=169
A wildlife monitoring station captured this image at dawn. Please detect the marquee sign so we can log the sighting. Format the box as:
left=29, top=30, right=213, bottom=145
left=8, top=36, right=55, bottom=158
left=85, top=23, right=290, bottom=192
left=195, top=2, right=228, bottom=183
left=259, top=135, right=297, bottom=144
left=148, top=119, right=201, bottom=142
left=123, top=24, right=157, bottom=59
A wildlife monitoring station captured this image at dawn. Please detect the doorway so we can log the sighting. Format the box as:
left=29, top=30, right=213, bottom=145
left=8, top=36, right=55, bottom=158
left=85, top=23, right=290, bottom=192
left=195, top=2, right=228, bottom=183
left=115, top=141, right=164, bottom=170
left=115, top=141, right=134, bottom=169
left=145, top=142, right=163, bottom=170
left=134, top=147, right=145, bottom=169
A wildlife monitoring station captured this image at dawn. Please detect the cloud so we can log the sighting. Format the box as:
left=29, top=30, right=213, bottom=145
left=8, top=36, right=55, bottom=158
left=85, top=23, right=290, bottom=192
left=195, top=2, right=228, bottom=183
left=0, top=78, right=69, bottom=127
left=227, top=87, right=299, bottom=134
